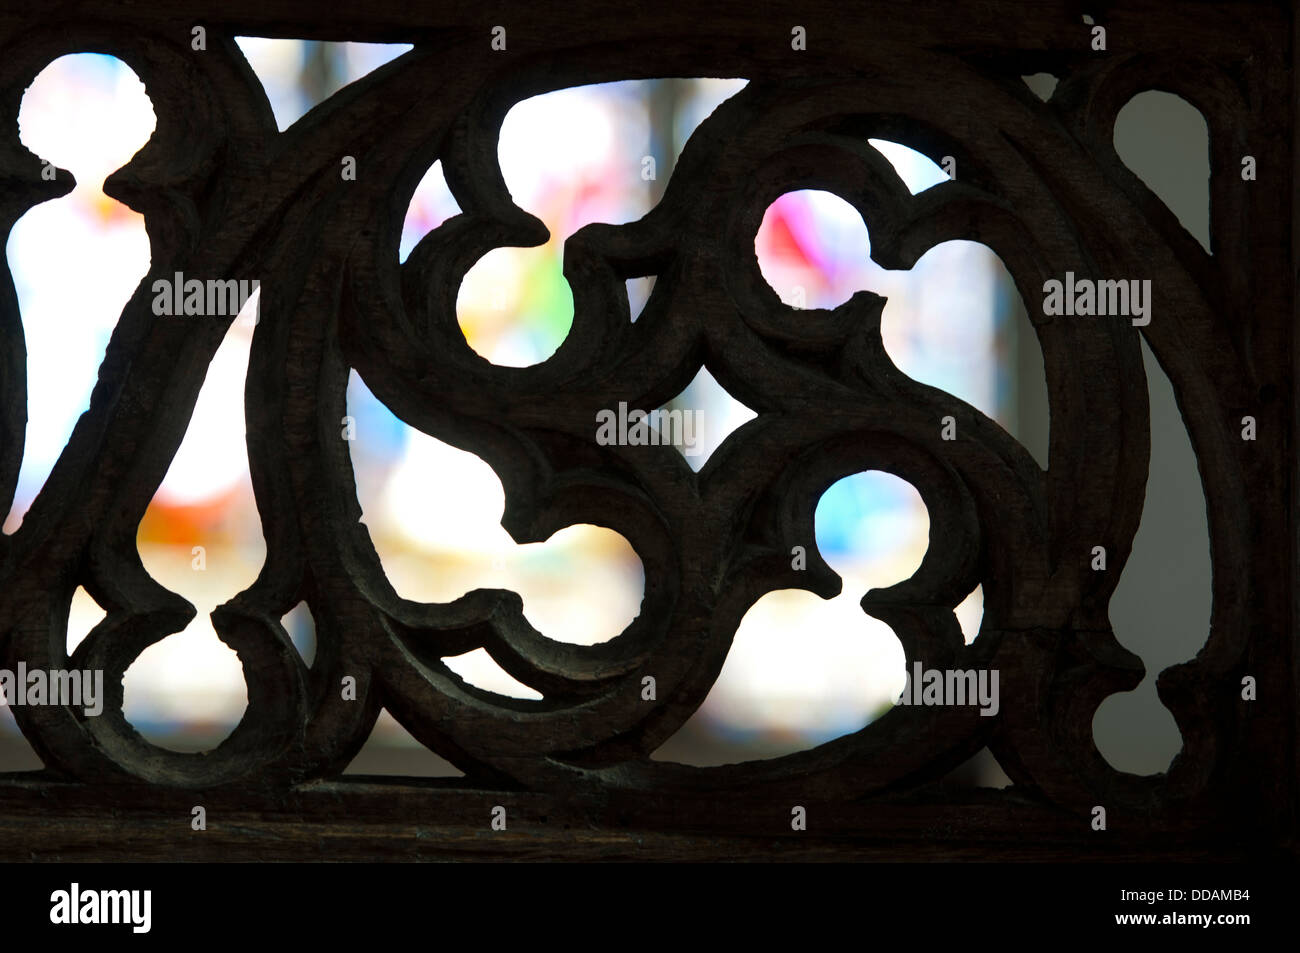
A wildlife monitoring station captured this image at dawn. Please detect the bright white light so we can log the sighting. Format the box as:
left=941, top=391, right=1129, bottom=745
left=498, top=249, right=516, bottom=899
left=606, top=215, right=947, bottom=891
left=868, top=138, right=951, bottom=194
left=382, top=430, right=512, bottom=554
left=5, top=55, right=155, bottom=531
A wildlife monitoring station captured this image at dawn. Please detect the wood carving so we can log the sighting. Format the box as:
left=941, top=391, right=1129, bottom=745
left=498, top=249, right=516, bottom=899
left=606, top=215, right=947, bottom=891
left=0, top=0, right=1292, bottom=859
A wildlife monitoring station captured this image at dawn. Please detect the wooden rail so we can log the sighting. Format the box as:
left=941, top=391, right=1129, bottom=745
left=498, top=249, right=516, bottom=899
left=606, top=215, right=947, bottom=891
left=0, top=0, right=1293, bottom=860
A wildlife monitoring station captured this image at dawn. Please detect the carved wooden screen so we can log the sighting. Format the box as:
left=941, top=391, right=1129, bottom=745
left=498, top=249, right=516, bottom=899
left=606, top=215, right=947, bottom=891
left=0, top=0, right=1294, bottom=861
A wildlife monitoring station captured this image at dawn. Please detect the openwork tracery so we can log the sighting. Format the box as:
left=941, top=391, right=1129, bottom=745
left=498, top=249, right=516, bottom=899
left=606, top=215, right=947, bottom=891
left=0, top=2, right=1291, bottom=852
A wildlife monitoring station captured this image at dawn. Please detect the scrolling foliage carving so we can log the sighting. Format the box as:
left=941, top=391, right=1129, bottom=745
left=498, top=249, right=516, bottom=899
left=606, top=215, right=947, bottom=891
left=0, top=1, right=1292, bottom=853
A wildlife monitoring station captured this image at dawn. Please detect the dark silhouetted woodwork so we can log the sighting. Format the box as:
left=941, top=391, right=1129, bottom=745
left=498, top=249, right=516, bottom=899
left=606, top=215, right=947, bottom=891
left=0, top=0, right=1294, bottom=860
